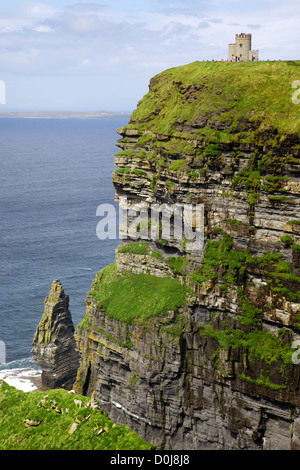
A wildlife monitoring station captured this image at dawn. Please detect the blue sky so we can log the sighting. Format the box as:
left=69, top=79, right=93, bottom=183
left=0, top=0, right=299, bottom=112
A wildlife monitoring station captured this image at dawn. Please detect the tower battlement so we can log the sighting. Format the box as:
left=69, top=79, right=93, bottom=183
left=236, top=33, right=251, bottom=40
left=228, top=33, right=259, bottom=62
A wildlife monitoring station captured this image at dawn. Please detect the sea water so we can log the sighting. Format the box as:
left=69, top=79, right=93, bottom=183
left=0, top=116, right=128, bottom=390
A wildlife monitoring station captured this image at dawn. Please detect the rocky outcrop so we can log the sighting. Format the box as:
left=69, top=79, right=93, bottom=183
left=73, top=61, right=300, bottom=449
left=32, top=280, right=79, bottom=390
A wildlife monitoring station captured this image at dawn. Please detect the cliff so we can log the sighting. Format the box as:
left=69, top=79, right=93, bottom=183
left=74, top=61, right=300, bottom=450
left=32, top=280, right=80, bottom=390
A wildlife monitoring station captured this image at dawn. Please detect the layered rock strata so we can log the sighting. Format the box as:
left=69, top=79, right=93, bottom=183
left=74, top=61, right=300, bottom=449
left=32, top=280, right=79, bottom=389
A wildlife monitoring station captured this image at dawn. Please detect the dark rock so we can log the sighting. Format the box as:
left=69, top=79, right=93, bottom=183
left=32, top=280, right=80, bottom=390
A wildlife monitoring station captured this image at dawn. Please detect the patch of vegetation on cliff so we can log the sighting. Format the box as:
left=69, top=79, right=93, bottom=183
left=202, top=319, right=293, bottom=370
left=201, top=310, right=295, bottom=391
left=89, top=264, right=187, bottom=324
left=166, top=256, right=189, bottom=275
left=118, top=241, right=150, bottom=255
left=256, top=252, right=300, bottom=303
left=192, top=229, right=300, bottom=302
left=191, top=229, right=249, bottom=287
left=0, top=381, right=153, bottom=450
left=191, top=230, right=298, bottom=389
left=125, top=61, right=300, bottom=140
left=232, top=170, right=290, bottom=192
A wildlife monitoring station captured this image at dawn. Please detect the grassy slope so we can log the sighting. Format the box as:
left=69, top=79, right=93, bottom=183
left=0, top=381, right=153, bottom=450
left=126, top=61, right=300, bottom=140
left=87, top=263, right=187, bottom=325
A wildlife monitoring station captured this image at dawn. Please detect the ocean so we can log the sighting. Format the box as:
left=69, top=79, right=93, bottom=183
left=0, top=116, right=129, bottom=391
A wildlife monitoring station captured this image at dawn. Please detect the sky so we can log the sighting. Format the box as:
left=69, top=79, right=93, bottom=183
left=0, top=0, right=299, bottom=112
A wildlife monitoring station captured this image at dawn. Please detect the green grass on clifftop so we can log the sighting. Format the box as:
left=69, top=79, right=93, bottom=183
left=0, top=381, right=153, bottom=450
left=125, top=61, right=300, bottom=140
left=89, top=264, right=187, bottom=324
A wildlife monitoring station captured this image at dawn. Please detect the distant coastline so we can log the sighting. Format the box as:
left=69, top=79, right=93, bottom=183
left=0, top=111, right=131, bottom=119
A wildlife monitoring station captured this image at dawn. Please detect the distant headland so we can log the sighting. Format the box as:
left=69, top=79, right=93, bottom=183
left=0, top=111, right=130, bottom=119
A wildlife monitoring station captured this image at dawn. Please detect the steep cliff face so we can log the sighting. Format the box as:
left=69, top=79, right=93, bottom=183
left=32, top=280, right=80, bottom=390
left=74, top=61, right=300, bottom=449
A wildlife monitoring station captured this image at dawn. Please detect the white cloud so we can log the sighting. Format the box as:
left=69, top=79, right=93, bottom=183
left=21, top=2, right=61, bottom=19
left=63, top=13, right=102, bottom=34
left=65, top=3, right=107, bottom=13
left=33, top=24, right=54, bottom=32
left=0, top=24, right=24, bottom=33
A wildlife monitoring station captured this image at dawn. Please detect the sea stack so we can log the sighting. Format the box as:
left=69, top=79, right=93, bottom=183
left=32, top=280, right=79, bottom=390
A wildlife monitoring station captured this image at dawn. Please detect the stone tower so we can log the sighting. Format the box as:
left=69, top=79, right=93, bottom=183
left=228, top=33, right=258, bottom=62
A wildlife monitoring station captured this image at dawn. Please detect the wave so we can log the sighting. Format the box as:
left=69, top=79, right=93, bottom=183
left=0, top=357, right=42, bottom=392
left=0, top=356, right=40, bottom=371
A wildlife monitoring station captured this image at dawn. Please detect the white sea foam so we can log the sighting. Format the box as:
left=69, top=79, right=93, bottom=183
left=0, top=368, right=41, bottom=392
left=0, top=358, right=42, bottom=392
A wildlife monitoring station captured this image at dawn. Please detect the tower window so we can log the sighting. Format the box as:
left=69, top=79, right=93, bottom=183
left=240, top=44, right=243, bottom=47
